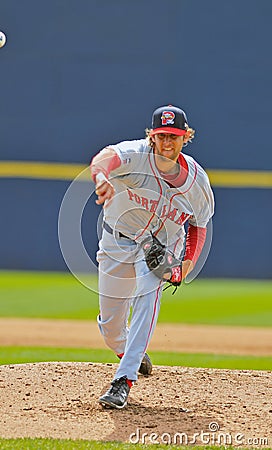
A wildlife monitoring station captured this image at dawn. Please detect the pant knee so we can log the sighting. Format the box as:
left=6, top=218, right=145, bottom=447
left=97, top=314, right=127, bottom=353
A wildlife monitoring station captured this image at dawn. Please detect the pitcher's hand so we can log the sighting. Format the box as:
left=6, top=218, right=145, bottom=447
left=95, top=173, right=115, bottom=206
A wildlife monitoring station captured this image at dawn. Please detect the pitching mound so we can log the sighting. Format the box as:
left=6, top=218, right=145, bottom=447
left=0, top=362, right=271, bottom=446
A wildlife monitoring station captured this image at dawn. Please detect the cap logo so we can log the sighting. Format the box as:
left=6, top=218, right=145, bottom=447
left=161, top=111, right=175, bottom=126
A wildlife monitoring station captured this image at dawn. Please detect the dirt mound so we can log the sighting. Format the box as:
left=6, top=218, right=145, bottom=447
left=0, top=362, right=271, bottom=446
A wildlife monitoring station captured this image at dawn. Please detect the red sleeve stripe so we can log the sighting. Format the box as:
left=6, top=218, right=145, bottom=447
left=90, top=152, right=121, bottom=182
left=183, top=225, right=206, bottom=264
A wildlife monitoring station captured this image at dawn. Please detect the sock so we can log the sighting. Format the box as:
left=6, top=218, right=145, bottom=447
left=126, top=379, right=133, bottom=388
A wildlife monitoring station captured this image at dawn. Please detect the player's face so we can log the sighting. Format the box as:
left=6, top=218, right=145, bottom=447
left=152, top=133, right=184, bottom=162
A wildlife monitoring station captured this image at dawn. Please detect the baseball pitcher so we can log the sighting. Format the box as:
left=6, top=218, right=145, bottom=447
left=90, top=105, right=214, bottom=409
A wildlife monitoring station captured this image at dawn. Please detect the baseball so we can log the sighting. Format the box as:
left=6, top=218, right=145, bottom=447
left=0, top=31, right=7, bottom=48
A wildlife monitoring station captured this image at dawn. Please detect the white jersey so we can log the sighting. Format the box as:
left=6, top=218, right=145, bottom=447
left=103, top=138, right=214, bottom=253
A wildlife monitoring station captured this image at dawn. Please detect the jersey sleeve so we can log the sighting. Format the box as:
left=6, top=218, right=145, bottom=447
left=108, top=139, right=148, bottom=177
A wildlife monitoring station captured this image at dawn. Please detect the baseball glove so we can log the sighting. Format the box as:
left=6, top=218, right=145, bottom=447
left=141, top=233, right=182, bottom=290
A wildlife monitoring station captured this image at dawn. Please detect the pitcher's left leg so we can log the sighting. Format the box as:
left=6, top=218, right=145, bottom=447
left=114, top=262, right=164, bottom=381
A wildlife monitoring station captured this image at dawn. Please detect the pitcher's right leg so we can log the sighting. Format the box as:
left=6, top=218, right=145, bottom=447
left=96, top=232, right=137, bottom=355
left=97, top=294, right=132, bottom=355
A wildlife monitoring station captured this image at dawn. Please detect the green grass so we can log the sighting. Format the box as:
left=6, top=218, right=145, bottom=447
left=0, top=440, right=257, bottom=450
left=0, top=347, right=115, bottom=366
left=0, top=271, right=98, bottom=320
left=0, top=346, right=271, bottom=370
left=161, top=278, right=272, bottom=326
left=0, top=271, right=272, bottom=327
